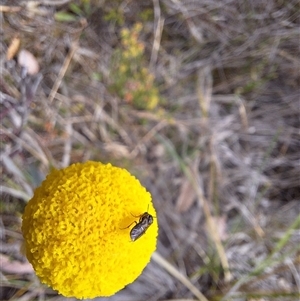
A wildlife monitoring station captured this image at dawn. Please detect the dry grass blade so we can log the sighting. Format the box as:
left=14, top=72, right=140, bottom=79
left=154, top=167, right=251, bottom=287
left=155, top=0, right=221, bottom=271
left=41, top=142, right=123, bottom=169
left=0, top=5, right=21, bottom=13
left=161, top=299, right=198, bottom=301
left=197, top=67, right=212, bottom=118
left=0, top=254, right=34, bottom=274
left=39, top=0, right=72, bottom=5
left=0, top=186, right=31, bottom=201
left=152, top=252, right=208, bottom=301
left=221, top=214, right=300, bottom=300
left=130, top=120, right=167, bottom=158
left=158, top=134, right=231, bottom=282
left=0, top=127, right=49, bottom=166
left=150, top=0, right=164, bottom=70
left=48, top=42, right=79, bottom=103
left=175, top=177, right=196, bottom=213
left=61, top=117, right=72, bottom=167
left=189, top=164, right=232, bottom=282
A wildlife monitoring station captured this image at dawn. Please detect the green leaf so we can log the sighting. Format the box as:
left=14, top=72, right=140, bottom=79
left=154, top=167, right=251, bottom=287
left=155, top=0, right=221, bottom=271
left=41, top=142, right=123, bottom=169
left=54, top=12, right=77, bottom=22
left=69, top=3, right=83, bottom=16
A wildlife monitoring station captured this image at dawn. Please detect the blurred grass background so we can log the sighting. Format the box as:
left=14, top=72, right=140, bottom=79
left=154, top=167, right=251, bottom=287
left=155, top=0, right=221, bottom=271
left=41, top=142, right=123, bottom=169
left=0, top=0, right=299, bottom=300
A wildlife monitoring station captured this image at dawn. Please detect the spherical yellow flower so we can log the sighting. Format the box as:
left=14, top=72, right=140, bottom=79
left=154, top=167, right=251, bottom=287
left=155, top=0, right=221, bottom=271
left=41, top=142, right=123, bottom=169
left=22, top=161, right=158, bottom=299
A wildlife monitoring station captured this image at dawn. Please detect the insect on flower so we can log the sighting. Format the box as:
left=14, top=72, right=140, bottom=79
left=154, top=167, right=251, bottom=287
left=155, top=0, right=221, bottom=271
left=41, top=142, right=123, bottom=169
left=122, top=206, right=154, bottom=241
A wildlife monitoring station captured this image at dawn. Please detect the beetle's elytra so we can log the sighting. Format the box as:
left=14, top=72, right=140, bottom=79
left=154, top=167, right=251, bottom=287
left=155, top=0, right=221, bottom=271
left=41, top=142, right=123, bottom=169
left=122, top=209, right=154, bottom=241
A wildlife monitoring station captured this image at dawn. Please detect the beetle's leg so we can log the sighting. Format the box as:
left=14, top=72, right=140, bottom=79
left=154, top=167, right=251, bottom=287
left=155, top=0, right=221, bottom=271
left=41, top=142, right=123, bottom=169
left=120, top=221, right=138, bottom=229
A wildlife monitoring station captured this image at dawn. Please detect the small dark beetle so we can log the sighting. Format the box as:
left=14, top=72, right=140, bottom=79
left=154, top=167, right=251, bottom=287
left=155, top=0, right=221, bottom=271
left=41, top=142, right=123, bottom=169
left=122, top=210, right=154, bottom=242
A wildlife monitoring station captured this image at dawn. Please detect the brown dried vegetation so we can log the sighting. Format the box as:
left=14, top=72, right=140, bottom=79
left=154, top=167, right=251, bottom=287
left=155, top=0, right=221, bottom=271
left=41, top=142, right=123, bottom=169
left=1, top=0, right=299, bottom=300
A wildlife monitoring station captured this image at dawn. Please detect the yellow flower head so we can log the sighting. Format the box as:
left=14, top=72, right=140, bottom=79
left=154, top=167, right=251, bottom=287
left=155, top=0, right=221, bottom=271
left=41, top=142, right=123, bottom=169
left=22, top=161, right=158, bottom=299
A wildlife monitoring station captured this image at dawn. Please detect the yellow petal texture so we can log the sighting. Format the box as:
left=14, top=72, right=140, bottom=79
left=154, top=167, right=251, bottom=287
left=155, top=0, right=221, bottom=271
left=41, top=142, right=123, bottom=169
left=22, top=161, right=158, bottom=298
